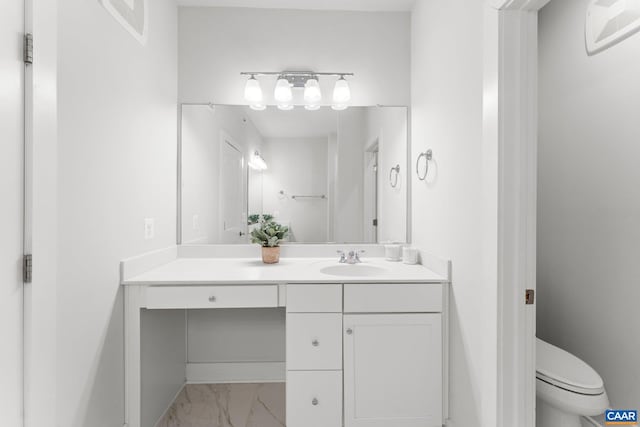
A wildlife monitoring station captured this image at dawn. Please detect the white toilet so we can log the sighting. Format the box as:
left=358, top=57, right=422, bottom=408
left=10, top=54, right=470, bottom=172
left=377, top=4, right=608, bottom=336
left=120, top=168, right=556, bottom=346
left=536, top=338, right=609, bottom=427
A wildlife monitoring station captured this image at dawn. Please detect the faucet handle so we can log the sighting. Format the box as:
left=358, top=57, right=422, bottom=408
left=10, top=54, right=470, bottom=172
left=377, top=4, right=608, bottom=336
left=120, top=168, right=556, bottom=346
left=337, top=250, right=347, bottom=263
left=355, top=250, right=365, bottom=263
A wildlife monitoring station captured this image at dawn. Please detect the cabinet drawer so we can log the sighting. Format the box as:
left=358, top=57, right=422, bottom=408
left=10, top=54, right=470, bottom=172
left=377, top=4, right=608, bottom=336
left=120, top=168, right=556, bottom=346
left=344, top=283, right=442, bottom=313
left=286, top=313, right=342, bottom=370
left=287, top=371, right=342, bottom=427
left=286, top=284, right=342, bottom=312
left=145, top=285, right=278, bottom=309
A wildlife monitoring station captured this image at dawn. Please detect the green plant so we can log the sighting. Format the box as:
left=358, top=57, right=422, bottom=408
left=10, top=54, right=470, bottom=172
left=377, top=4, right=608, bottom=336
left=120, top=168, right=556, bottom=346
left=248, top=213, right=274, bottom=225
left=250, top=220, right=289, bottom=247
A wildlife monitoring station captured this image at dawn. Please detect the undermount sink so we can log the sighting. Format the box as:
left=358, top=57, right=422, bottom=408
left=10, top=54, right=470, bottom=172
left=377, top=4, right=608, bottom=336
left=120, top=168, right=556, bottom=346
left=320, top=263, right=389, bottom=277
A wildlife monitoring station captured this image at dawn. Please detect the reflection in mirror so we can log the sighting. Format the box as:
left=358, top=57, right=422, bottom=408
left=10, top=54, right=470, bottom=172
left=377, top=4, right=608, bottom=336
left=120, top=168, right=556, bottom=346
left=180, top=105, right=408, bottom=244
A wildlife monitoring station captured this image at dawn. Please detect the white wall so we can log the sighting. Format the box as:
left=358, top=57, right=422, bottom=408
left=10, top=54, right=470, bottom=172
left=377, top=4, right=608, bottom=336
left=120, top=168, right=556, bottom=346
left=262, top=138, right=329, bottom=243
left=365, top=107, right=408, bottom=243
left=178, top=7, right=411, bottom=106
left=181, top=105, right=219, bottom=244
left=538, top=0, right=640, bottom=409
left=57, top=1, right=178, bottom=426
left=181, top=105, right=264, bottom=244
left=411, top=1, right=494, bottom=426
left=335, top=108, right=366, bottom=243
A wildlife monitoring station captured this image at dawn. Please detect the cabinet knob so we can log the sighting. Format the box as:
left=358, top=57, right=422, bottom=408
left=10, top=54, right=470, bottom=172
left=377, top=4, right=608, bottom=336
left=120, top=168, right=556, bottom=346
left=311, top=339, right=319, bottom=347
left=312, top=398, right=319, bottom=406
left=346, top=328, right=353, bottom=335
left=208, top=296, right=216, bottom=302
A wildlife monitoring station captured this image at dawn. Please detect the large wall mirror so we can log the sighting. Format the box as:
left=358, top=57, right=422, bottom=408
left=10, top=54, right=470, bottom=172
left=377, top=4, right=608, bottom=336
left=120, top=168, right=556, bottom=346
left=179, top=104, right=409, bottom=244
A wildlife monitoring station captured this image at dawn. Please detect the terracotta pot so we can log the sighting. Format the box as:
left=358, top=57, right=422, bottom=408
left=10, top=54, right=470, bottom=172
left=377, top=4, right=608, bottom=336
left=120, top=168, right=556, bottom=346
left=261, top=246, right=280, bottom=264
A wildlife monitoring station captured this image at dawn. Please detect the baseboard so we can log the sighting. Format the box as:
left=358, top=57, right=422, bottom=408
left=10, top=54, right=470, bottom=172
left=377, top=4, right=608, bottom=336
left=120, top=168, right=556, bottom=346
left=186, top=362, right=286, bottom=383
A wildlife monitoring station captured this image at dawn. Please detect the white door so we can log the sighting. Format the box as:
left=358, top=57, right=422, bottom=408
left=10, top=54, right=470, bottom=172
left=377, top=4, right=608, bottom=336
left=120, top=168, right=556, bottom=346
left=0, top=1, right=25, bottom=426
left=219, top=135, right=246, bottom=243
left=343, top=314, right=442, bottom=427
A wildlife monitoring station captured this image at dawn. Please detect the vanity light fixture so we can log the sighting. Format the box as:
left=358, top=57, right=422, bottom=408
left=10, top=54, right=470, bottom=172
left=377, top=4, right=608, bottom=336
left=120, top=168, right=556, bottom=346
left=248, top=151, right=268, bottom=171
left=241, top=71, right=354, bottom=110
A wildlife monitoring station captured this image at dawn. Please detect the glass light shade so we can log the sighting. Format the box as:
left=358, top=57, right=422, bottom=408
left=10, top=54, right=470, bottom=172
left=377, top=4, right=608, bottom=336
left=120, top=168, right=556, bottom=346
left=248, top=151, right=268, bottom=170
left=277, top=103, right=294, bottom=111
left=249, top=104, right=266, bottom=111
left=274, top=78, right=293, bottom=103
left=305, top=104, right=321, bottom=111
left=244, top=76, right=263, bottom=104
left=304, top=78, right=322, bottom=104
left=331, top=104, right=348, bottom=111
left=332, top=77, right=351, bottom=104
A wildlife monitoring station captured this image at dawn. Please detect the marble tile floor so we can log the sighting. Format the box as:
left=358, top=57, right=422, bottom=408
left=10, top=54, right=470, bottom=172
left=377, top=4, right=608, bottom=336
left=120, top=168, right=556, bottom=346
left=156, top=383, right=285, bottom=427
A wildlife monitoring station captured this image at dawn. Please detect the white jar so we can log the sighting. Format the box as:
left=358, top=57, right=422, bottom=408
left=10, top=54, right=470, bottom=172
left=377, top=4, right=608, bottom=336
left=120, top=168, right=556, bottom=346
left=402, top=247, right=419, bottom=265
left=384, top=244, right=402, bottom=262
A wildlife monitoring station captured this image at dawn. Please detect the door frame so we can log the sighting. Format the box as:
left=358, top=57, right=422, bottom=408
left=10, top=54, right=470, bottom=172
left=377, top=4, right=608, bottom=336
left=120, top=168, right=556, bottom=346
left=219, top=130, right=247, bottom=243
left=484, top=1, right=551, bottom=426
left=23, top=0, right=58, bottom=426
left=363, top=138, right=379, bottom=243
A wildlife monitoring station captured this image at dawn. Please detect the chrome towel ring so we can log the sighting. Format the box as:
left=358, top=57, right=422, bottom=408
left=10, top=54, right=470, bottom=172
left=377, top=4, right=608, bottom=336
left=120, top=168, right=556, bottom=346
left=416, top=149, right=433, bottom=181
left=389, top=164, right=400, bottom=188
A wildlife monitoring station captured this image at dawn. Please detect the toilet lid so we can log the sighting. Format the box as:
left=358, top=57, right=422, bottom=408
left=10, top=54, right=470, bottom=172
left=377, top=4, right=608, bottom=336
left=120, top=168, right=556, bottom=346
left=536, top=338, right=604, bottom=395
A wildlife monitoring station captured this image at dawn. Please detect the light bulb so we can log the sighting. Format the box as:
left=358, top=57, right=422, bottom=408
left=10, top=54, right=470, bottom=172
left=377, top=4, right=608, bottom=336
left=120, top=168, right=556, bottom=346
left=305, top=104, right=321, bottom=111
left=332, top=76, right=351, bottom=105
left=274, top=77, right=293, bottom=103
left=250, top=104, right=266, bottom=111
left=331, top=104, right=348, bottom=111
left=304, top=78, right=322, bottom=104
left=244, top=76, right=263, bottom=104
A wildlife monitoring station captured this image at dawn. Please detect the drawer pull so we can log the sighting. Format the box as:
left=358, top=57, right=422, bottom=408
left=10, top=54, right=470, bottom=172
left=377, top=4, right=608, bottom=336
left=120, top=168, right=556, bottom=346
left=311, top=339, right=319, bottom=347
left=346, top=328, right=353, bottom=335
left=208, top=296, right=216, bottom=302
left=312, top=398, right=319, bottom=406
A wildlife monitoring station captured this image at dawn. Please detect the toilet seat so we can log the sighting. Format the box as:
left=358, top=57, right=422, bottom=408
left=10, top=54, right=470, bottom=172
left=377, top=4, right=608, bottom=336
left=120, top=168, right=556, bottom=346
left=536, top=338, right=605, bottom=396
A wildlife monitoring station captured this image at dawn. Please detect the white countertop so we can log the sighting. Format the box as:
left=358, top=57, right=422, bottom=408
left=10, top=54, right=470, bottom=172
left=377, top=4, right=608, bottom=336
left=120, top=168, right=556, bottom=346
left=122, top=257, right=447, bottom=285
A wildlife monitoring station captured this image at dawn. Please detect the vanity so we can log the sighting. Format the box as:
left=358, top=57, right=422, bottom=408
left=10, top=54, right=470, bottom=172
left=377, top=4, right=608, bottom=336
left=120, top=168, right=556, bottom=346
left=121, top=247, right=450, bottom=427
left=121, top=101, right=448, bottom=426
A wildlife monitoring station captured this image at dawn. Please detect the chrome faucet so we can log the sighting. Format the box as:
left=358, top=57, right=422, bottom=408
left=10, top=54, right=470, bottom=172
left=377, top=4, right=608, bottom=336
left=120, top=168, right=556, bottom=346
left=337, top=250, right=365, bottom=264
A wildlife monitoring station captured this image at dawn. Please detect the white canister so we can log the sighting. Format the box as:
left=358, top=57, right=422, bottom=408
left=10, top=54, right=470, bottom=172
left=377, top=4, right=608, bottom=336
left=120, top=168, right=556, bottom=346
left=384, top=244, right=402, bottom=262
left=402, top=247, right=419, bottom=265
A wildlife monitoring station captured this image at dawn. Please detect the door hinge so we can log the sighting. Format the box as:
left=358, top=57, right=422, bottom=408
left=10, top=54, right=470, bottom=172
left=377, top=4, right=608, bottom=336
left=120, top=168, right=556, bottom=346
left=23, top=254, right=33, bottom=283
left=372, top=219, right=378, bottom=227
left=24, top=33, right=33, bottom=64
left=525, top=289, right=535, bottom=305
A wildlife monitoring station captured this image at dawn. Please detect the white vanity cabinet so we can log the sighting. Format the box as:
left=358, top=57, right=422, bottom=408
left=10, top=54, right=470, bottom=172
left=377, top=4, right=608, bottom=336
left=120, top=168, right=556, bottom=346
left=285, top=282, right=445, bottom=427
left=342, top=283, right=444, bottom=427
left=122, top=256, right=449, bottom=427
left=286, top=284, right=344, bottom=427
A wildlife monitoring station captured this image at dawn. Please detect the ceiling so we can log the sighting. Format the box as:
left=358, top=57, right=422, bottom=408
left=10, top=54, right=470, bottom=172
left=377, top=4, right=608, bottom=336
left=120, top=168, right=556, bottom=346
left=245, top=107, right=338, bottom=139
left=176, top=0, right=416, bottom=12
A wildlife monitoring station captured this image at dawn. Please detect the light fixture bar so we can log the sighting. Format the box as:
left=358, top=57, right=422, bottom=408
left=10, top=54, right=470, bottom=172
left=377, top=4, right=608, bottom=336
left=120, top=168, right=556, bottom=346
left=240, top=71, right=354, bottom=77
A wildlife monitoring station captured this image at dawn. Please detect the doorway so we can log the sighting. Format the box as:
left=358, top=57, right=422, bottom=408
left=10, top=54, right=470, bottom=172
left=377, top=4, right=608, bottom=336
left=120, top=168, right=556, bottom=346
left=364, top=140, right=379, bottom=243
left=485, top=1, right=551, bottom=426
left=219, top=133, right=247, bottom=244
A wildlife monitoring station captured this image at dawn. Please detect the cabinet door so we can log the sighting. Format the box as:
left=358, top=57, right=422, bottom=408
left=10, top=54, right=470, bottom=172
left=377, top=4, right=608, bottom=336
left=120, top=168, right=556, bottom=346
left=344, top=314, right=442, bottom=427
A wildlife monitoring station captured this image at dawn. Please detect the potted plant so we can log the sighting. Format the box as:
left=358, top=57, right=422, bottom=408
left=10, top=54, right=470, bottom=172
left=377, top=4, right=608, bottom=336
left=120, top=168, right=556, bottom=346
left=250, top=219, right=289, bottom=264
